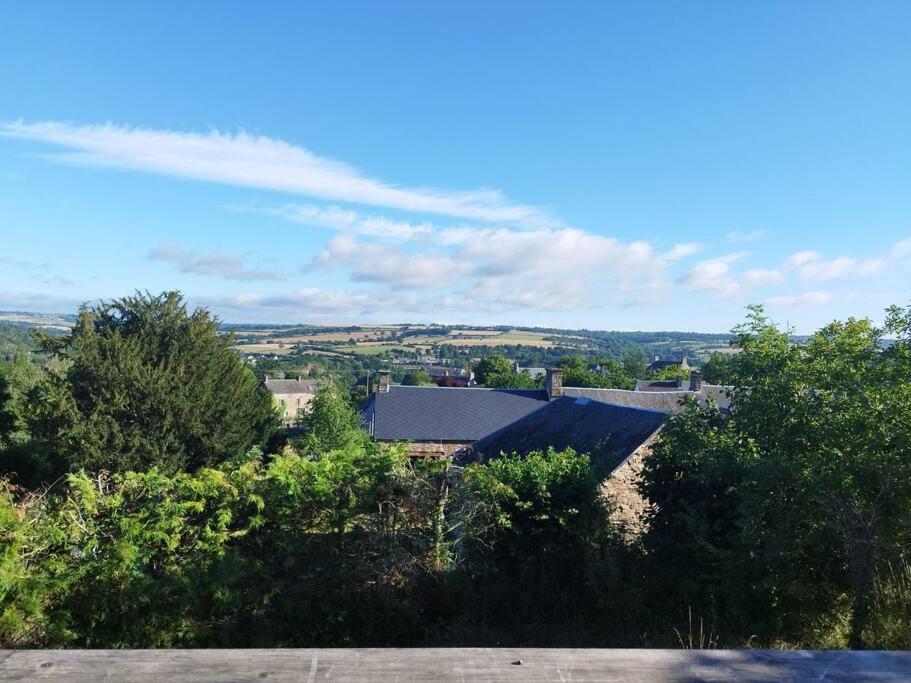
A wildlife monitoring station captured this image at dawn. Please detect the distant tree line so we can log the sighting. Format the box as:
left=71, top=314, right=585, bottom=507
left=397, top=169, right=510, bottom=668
left=0, top=323, right=40, bottom=360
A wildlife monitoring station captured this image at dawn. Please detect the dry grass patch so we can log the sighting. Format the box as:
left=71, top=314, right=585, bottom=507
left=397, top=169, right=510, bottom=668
left=234, top=343, right=295, bottom=355
left=439, top=330, right=556, bottom=348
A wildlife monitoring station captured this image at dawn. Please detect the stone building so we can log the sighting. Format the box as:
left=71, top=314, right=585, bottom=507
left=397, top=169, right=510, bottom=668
left=646, top=355, right=690, bottom=373
left=260, top=376, right=318, bottom=426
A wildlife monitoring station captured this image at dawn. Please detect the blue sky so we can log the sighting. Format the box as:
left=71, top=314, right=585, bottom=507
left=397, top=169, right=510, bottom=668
left=1, top=1, right=909, bottom=332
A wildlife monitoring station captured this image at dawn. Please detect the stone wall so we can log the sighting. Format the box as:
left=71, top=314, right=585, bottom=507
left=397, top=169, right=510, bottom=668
left=274, top=392, right=315, bottom=426
left=601, top=432, right=661, bottom=540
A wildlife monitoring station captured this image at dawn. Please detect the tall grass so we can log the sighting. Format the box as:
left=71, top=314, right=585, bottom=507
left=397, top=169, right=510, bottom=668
left=865, top=559, right=911, bottom=649
left=674, top=606, right=719, bottom=649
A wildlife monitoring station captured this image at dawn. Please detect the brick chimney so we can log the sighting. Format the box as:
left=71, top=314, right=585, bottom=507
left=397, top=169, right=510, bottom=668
left=545, top=368, right=563, bottom=400
left=377, top=370, right=391, bottom=393
left=689, top=370, right=703, bottom=392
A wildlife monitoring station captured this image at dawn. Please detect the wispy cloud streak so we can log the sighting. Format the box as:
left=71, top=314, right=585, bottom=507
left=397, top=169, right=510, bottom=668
left=1, top=120, right=553, bottom=226
left=148, top=243, right=284, bottom=281
left=232, top=203, right=435, bottom=241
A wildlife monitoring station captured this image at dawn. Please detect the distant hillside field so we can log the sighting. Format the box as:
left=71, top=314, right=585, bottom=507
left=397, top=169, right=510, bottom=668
left=0, top=311, right=75, bottom=332
left=227, top=322, right=734, bottom=365
left=0, top=312, right=736, bottom=367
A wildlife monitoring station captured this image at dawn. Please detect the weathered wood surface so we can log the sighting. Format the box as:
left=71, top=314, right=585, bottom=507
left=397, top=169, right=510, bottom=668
left=1, top=648, right=909, bottom=682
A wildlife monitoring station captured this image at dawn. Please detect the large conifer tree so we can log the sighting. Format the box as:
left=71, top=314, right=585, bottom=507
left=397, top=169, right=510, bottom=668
left=30, top=291, right=277, bottom=474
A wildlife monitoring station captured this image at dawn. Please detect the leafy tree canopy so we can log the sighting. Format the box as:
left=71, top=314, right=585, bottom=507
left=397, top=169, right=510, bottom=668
left=558, top=356, right=634, bottom=389
left=647, top=364, right=692, bottom=380
left=296, top=380, right=369, bottom=456
left=402, top=369, right=433, bottom=386
left=640, top=304, right=911, bottom=647
left=0, top=349, right=43, bottom=442
left=474, top=354, right=539, bottom=389
left=701, top=351, right=737, bottom=384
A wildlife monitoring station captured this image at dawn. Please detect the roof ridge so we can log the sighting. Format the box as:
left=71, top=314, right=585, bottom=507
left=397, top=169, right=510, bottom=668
left=386, top=384, right=544, bottom=393
left=566, top=386, right=697, bottom=401
left=579, top=396, right=670, bottom=415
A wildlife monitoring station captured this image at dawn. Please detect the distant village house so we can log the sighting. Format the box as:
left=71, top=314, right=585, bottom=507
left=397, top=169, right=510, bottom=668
left=646, top=355, right=690, bottom=373
left=260, top=376, right=318, bottom=426
left=512, top=362, right=547, bottom=380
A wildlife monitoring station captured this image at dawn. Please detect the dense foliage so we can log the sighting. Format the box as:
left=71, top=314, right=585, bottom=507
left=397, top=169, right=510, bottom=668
left=0, top=444, right=615, bottom=647
left=3, top=295, right=910, bottom=650
left=640, top=304, right=911, bottom=648
left=401, top=369, right=434, bottom=386
left=0, top=323, right=38, bottom=360
left=476, top=354, right=639, bottom=390
left=0, top=350, right=41, bottom=444
left=26, top=292, right=276, bottom=477
left=294, top=380, right=369, bottom=456
left=700, top=352, right=737, bottom=384
left=559, top=355, right=636, bottom=389
left=473, top=355, right=539, bottom=388
left=645, top=364, right=692, bottom=381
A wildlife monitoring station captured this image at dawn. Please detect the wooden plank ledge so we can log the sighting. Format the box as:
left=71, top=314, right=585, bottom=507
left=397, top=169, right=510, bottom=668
left=1, top=648, right=910, bottom=682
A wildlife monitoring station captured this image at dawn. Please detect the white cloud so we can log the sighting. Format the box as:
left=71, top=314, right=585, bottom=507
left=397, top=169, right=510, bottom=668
left=440, top=227, right=656, bottom=282
left=148, top=243, right=284, bottom=281
left=306, top=225, right=671, bottom=311
left=663, top=242, right=702, bottom=260
left=234, top=203, right=435, bottom=241
left=309, top=234, right=471, bottom=288
left=784, top=250, right=884, bottom=281
left=889, top=237, right=911, bottom=260
left=678, top=255, right=783, bottom=299
left=452, top=227, right=667, bottom=306
left=9, top=119, right=907, bottom=320
left=764, top=291, right=832, bottom=308
left=782, top=236, right=911, bottom=282
left=726, top=229, right=766, bottom=243
left=678, top=253, right=747, bottom=298
left=741, top=269, right=784, bottom=287
left=1, top=120, right=553, bottom=226
left=784, top=250, right=823, bottom=270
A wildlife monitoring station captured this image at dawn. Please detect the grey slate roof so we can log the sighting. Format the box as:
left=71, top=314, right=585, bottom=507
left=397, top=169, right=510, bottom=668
left=262, top=378, right=319, bottom=394
left=458, top=396, right=666, bottom=473
left=564, top=385, right=732, bottom=412
left=363, top=385, right=549, bottom=442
